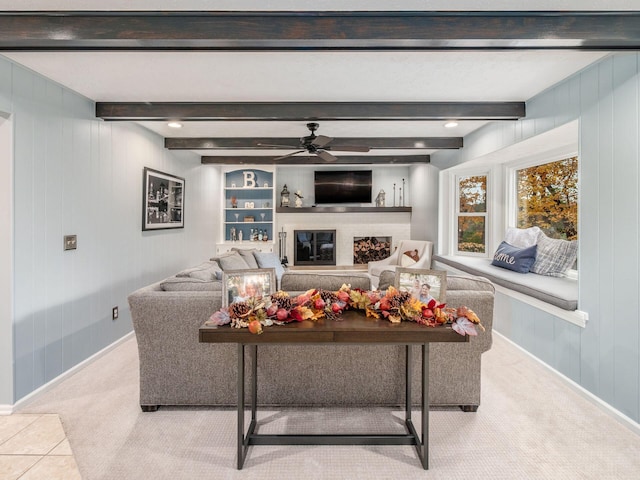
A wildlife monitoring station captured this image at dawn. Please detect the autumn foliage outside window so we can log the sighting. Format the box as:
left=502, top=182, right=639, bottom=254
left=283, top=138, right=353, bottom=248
left=516, top=156, right=578, bottom=241
left=457, top=175, right=487, bottom=253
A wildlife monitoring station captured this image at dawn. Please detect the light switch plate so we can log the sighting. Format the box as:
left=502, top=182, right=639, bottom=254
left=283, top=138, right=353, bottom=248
left=64, top=235, right=77, bottom=250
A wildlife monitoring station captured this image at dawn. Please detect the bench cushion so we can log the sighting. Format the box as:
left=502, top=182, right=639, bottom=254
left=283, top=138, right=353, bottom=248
left=434, top=254, right=577, bottom=311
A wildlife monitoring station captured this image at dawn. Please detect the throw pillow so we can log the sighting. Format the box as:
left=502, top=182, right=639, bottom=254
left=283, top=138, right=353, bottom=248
left=400, top=249, right=419, bottom=267
left=504, top=226, right=542, bottom=248
left=491, top=241, right=537, bottom=273
left=253, top=251, right=285, bottom=280
left=231, top=248, right=259, bottom=269
left=530, top=232, right=578, bottom=277
left=216, top=252, right=250, bottom=271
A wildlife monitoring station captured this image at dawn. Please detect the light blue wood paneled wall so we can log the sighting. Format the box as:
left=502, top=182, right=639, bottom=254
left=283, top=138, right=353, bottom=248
left=434, top=53, right=640, bottom=423
left=0, top=55, right=218, bottom=403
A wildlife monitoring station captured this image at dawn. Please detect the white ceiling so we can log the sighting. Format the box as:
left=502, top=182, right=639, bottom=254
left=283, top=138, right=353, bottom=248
left=3, top=50, right=607, bottom=157
left=0, top=2, right=618, bottom=160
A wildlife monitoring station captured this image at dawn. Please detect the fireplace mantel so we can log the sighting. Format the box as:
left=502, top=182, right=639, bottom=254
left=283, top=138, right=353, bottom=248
left=276, top=206, right=411, bottom=214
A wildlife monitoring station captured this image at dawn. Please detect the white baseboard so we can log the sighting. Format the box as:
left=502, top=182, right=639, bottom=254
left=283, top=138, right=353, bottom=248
left=0, top=331, right=135, bottom=416
left=494, top=331, right=640, bottom=436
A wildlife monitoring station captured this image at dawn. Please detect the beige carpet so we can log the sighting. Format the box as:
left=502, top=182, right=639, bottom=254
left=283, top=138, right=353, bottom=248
left=18, top=333, right=640, bottom=480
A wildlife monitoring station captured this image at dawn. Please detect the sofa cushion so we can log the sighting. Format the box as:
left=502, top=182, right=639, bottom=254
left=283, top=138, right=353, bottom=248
left=176, top=261, right=223, bottom=281
left=160, top=276, right=222, bottom=291
left=253, top=251, right=285, bottom=280
left=378, top=269, right=495, bottom=294
left=491, top=241, right=537, bottom=274
left=280, top=272, right=371, bottom=292
left=231, top=248, right=260, bottom=269
left=530, top=232, right=578, bottom=277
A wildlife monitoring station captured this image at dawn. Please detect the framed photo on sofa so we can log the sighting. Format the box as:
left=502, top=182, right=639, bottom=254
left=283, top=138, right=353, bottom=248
left=222, top=268, right=276, bottom=307
left=395, top=268, right=447, bottom=305
left=142, top=167, right=185, bottom=231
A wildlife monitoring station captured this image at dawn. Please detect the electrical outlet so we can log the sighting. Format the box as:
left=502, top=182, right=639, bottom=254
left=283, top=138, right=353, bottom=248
left=112, top=306, right=119, bottom=320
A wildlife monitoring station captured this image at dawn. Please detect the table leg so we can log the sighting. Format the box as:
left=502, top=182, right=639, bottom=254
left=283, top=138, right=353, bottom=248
left=251, top=345, right=257, bottom=422
left=237, top=344, right=245, bottom=469
left=405, top=345, right=412, bottom=420
left=422, top=343, right=429, bottom=469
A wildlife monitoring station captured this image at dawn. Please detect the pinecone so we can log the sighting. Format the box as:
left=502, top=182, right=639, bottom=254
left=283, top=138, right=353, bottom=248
left=390, top=291, right=412, bottom=309
left=273, top=296, right=294, bottom=311
left=229, top=301, right=250, bottom=319
left=319, top=290, right=338, bottom=304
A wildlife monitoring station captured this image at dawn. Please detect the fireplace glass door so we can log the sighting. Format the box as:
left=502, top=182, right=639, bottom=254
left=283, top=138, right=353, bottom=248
left=294, top=230, right=336, bottom=266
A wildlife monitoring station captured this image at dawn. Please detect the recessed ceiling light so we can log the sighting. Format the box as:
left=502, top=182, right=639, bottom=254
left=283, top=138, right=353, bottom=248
left=444, top=121, right=459, bottom=128
left=167, top=121, right=183, bottom=128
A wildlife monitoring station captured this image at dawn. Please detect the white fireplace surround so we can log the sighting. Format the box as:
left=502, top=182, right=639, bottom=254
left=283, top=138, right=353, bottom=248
left=278, top=211, right=411, bottom=266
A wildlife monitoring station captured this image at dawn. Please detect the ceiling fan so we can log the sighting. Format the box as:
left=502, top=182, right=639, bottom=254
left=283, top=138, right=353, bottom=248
left=259, top=122, right=370, bottom=162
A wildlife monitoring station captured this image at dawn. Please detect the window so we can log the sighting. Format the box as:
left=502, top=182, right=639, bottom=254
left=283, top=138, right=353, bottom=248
left=456, top=174, right=487, bottom=254
left=515, top=156, right=578, bottom=241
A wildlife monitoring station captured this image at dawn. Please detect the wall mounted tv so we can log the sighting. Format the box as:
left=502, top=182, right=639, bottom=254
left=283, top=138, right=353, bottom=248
left=314, top=170, right=372, bottom=204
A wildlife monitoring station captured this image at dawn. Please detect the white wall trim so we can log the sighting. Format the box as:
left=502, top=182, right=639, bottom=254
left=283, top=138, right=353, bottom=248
left=0, top=331, right=135, bottom=415
left=493, top=283, right=588, bottom=328
left=494, top=331, right=640, bottom=437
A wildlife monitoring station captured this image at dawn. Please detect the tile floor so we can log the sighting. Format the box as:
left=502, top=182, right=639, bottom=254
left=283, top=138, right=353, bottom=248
left=0, top=414, right=81, bottom=479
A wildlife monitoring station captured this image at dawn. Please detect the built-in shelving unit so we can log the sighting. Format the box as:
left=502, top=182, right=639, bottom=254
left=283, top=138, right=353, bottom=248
left=223, top=168, right=275, bottom=245
left=276, top=206, right=412, bottom=214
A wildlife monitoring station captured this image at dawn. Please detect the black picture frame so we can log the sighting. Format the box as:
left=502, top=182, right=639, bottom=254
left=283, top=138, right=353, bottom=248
left=142, top=167, right=184, bottom=231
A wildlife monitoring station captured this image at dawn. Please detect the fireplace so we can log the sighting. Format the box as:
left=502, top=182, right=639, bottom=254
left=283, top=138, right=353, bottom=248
left=353, top=236, right=392, bottom=264
left=294, top=230, right=336, bottom=266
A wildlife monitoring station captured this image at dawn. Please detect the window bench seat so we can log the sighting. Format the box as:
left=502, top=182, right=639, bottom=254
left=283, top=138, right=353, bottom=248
left=433, top=254, right=578, bottom=311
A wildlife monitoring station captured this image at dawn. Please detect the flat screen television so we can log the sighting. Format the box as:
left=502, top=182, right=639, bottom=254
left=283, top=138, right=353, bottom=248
left=314, top=170, right=372, bottom=204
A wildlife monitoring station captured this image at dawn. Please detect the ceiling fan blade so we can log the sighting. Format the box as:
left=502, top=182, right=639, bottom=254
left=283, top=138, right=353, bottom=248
left=311, top=135, right=333, bottom=148
left=316, top=150, right=337, bottom=162
left=273, top=150, right=305, bottom=161
left=257, top=143, right=299, bottom=148
left=326, top=145, right=371, bottom=152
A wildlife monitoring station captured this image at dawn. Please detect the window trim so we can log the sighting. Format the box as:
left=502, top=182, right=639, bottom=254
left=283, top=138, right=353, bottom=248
left=505, top=149, right=579, bottom=276
left=454, top=171, right=490, bottom=257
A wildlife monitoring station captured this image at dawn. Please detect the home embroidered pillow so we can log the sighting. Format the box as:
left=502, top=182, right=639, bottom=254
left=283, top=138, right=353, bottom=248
left=504, top=226, right=542, bottom=248
left=491, top=241, right=537, bottom=273
left=530, top=232, right=578, bottom=277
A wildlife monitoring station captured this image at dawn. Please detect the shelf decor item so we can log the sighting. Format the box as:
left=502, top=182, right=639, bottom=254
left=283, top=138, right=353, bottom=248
left=142, top=167, right=184, bottom=231
left=280, top=184, right=290, bottom=207
left=244, top=216, right=255, bottom=222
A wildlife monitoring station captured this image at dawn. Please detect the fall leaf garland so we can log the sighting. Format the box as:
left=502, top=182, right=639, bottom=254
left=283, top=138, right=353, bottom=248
left=207, top=283, right=484, bottom=336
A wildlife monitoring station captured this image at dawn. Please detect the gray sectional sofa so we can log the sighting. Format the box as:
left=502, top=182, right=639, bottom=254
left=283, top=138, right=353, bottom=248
left=128, top=257, right=495, bottom=412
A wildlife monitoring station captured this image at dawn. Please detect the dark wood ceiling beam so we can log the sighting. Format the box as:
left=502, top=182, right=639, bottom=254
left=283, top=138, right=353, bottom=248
left=0, top=11, right=639, bottom=50
left=167, top=137, right=462, bottom=150
left=201, top=155, right=429, bottom=165
left=98, top=102, right=524, bottom=121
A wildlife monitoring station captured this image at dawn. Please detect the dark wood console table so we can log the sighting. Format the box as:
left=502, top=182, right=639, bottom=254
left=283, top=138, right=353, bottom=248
left=199, top=310, right=467, bottom=470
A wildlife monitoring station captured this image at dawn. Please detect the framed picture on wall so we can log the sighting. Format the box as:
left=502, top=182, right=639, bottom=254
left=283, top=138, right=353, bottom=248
left=142, top=167, right=185, bottom=231
left=394, top=268, right=447, bottom=305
